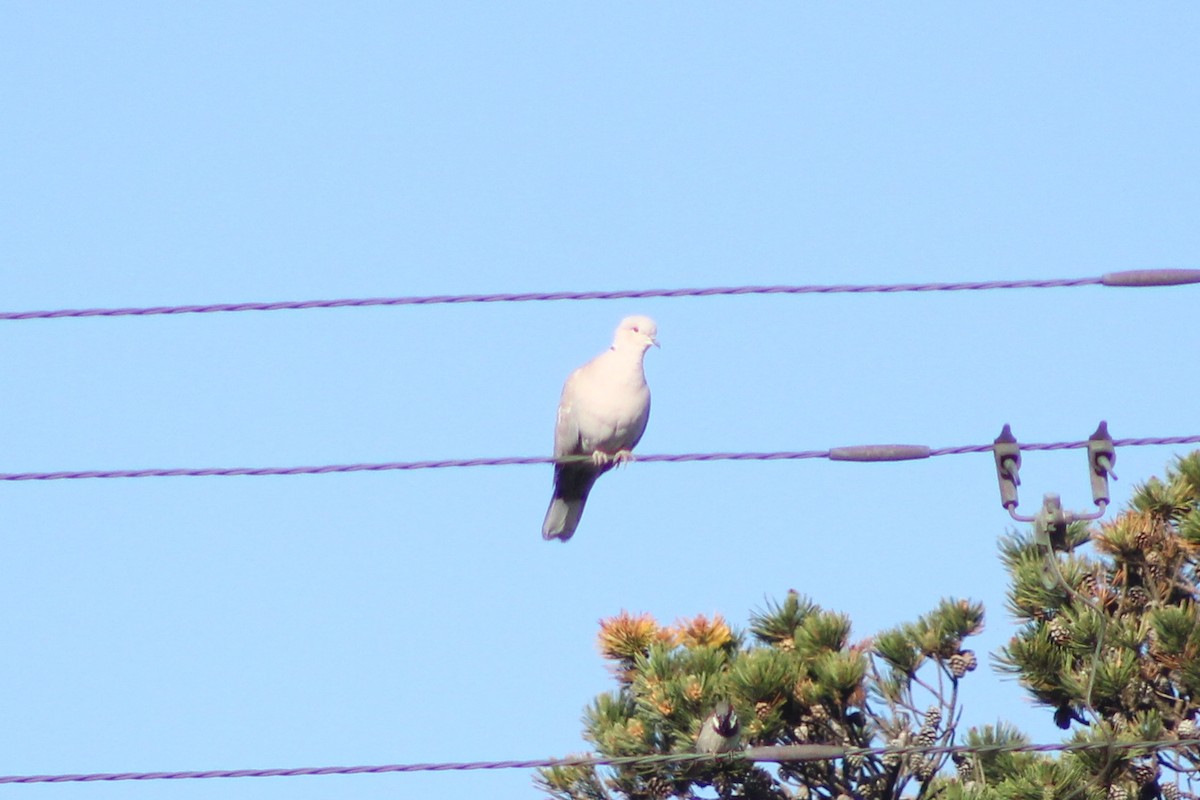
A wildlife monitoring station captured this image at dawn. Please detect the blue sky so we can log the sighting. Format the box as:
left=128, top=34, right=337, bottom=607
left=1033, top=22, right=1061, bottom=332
left=1, top=4, right=1198, bottom=799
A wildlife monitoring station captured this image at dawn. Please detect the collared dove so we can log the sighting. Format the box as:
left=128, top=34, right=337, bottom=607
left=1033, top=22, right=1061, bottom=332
left=696, top=700, right=741, bottom=754
left=541, top=315, right=658, bottom=542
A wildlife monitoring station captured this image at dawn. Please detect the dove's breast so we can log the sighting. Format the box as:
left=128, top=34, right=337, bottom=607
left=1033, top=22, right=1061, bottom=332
left=569, top=360, right=650, bottom=454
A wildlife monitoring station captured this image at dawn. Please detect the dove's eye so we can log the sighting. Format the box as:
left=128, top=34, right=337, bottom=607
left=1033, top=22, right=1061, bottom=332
left=631, top=326, right=640, bottom=332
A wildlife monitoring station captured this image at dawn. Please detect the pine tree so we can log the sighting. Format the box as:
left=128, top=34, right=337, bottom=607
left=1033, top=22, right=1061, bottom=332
left=536, top=595, right=985, bottom=799
left=538, top=450, right=1200, bottom=800
left=990, top=451, right=1200, bottom=798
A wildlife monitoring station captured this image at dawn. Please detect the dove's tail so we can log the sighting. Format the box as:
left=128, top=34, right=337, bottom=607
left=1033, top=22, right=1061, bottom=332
left=542, top=465, right=600, bottom=542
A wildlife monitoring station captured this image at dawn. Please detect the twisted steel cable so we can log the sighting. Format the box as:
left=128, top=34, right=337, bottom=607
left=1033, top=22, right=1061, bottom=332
left=2, top=269, right=1198, bottom=321
left=1, top=435, right=1197, bottom=482
left=0, top=737, right=1190, bottom=785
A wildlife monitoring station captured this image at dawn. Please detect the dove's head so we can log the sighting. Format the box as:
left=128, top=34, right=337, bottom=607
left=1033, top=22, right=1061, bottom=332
left=612, top=315, right=659, bottom=352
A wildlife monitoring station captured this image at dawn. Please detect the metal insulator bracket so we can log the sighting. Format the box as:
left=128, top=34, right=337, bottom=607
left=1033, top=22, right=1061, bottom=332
left=1086, top=421, right=1118, bottom=508
left=1031, top=493, right=1069, bottom=550
left=992, top=423, right=1114, bottom=547
left=992, top=424, right=1022, bottom=511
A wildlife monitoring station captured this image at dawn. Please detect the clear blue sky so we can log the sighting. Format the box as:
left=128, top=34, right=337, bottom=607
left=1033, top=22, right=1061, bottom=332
left=1, top=4, right=1198, bottom=799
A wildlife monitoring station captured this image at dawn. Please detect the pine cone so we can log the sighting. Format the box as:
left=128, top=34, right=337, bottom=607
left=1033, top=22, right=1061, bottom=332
left=1107, top=783, right=1130, bottom=800
left=1127, top=586, right=1150, bottom=608
left=777, top=765, right=802, bottom=785
left=912, top=755, right=937, bottom=782
left=645, top=775, right=675, bottom=799
left=857, top=779, right=882, bottom=799
left=1129, top=760, right=1158, bottom=785
left=755, top=701, right=772, bottom=721
left=742, top=768, right=776, bottom=797
left=949, top=650, right=978, bottom=677
left=1048, top=617, right=1072, bottom=646
left=882, top=736, right=906, bottom=769
left=1135, top=524, right=1156, bottom=550
left=916, top=709, right=940, bottom=747
left=952, top=751, right=977, bottom=783
left=924, top=706, right=943, bottom=729
left=1162, top=782, right=1180, bottom=800
left=1178, top=719, right=1199, bottom=738
left=808, top=703, right=829, bottom=722
left=1144, top=550, right=1167, bottom=582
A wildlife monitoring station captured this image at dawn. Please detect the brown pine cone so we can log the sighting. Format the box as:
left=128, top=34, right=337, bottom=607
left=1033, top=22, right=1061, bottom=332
left=1048, top=617, right=1072, bottom=646
left=1129, top=760, right=1159, bottom=785
left=949, top=650, right=978, bottom=677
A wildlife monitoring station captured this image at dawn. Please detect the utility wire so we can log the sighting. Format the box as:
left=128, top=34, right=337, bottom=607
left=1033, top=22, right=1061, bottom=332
left=0, top=737, right=1192, bottom=785
left=2, top=269, right=1198, bottom=321
left=1, top=434, right=1197, bottom=482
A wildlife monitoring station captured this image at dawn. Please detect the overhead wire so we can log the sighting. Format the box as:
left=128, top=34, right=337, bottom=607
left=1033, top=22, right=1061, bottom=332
left=3, top=274, right=1197, bottom=794
left=1, top=269, right=1198, bottom=321
left=0, top=736, right=1192, bottom=785
left=0, top=434, right=1197, bottom=482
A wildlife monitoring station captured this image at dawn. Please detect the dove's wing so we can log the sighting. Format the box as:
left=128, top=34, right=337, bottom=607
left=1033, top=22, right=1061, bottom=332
left=542, top=360, right=607, bottom=542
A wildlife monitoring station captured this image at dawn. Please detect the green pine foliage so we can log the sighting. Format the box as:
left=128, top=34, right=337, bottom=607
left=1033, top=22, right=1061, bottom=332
left=538, top=451, right=1200, bottom=800
left=991, top=450, right=1200, bottom=796
left=537, top=593, right=985, bottom=799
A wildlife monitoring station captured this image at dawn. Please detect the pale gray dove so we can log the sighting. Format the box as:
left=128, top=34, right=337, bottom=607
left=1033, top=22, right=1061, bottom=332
left=541, top=315, right=658, bottom=541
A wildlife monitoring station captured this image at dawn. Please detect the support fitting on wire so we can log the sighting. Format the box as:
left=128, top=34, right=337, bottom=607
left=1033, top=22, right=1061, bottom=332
left=1087, top=421, right=1118, bottom=507
left=993, top=424, right=1021, bottom=511
left=992, top=422, right=1117, bottom=550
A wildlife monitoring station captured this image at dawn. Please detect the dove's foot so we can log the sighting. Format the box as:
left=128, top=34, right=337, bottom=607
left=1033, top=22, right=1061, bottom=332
left=589, top=449, right=636, bottom=467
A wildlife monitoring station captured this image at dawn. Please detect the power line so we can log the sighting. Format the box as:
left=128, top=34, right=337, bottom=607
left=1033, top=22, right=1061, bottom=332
left=2, top=269, right=1198, bottom=321
left=0, top=737, right=1191, bottom=785
left=1, top=434, right=1197, bottom=482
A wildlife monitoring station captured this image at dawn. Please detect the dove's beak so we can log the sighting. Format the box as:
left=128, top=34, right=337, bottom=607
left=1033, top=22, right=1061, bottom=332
left=647, top=335, right=660, bottom=349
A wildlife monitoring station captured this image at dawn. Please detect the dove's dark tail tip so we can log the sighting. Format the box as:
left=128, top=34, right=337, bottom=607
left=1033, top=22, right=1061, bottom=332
left=542, top=496, right=584, bottom=542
